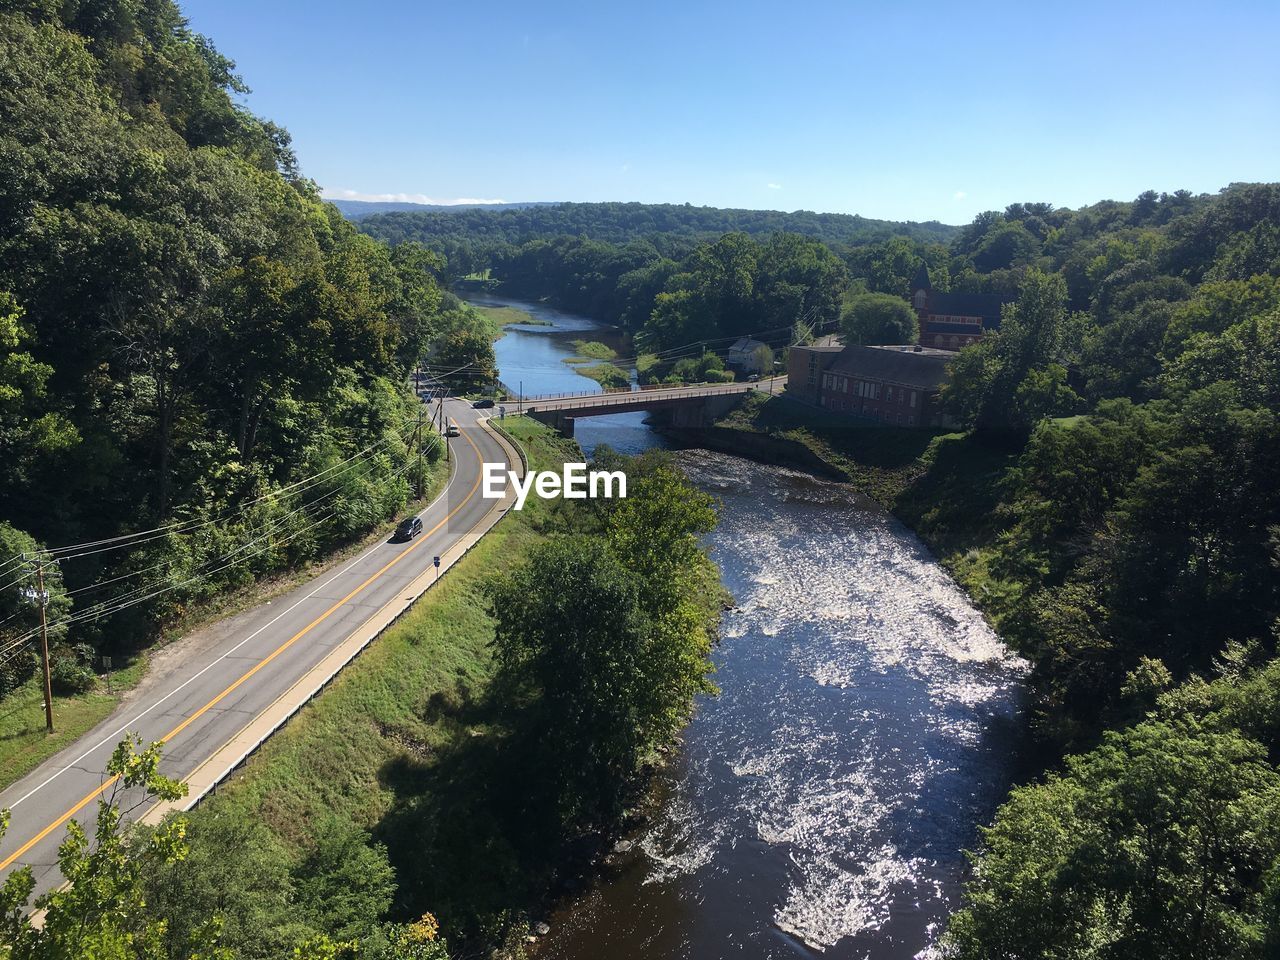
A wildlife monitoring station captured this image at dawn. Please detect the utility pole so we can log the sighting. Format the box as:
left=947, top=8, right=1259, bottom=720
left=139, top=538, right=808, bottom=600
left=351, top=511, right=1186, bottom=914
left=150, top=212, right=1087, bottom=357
left=519, top=379, right=523, bottom=416
left=412, top=406, right=424, bottom=499
left=439, top=389, right=450, bottom=464
left=34, top=556, right=53, bottom=734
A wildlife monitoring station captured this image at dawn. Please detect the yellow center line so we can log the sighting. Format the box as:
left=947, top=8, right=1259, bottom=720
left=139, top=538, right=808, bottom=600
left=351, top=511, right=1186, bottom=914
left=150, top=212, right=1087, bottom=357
left=0, top=427, right=490, bottom=872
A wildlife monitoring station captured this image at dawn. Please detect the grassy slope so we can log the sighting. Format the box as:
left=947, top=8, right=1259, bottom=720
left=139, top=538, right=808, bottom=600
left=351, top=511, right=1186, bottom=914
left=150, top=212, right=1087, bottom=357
left=189, top=418, right=582, bottom=935
left=0, top=457, right=450, bottom=790
left=714, top=392, right=1019, bottom=617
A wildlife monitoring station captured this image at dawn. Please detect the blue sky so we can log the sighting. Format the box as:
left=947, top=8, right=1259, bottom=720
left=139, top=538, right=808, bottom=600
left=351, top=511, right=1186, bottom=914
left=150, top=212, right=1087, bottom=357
left=181, top=0, right=1279, bottom=224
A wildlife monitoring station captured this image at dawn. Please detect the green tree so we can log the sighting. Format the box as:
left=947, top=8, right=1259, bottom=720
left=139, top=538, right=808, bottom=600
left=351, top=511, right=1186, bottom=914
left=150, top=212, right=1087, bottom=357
left=0, top=524, right=72, bottom=701
left=750, top=343, right=774, bottom=375
left=0, top=736, right=230, bottom=959
left=488, top=456, right=719, bottom=824
left=429, top=325, right=496, bottom=389
left=138, top=811, right=313, bottom=960
left=839, top=292, right=918, bottom=344
left=0, top=293, right=78, bottom=507
left=944, top=270, right=1081, bottom=440
left=489, top=536, right=656, bottom=821
left=293, top=818, right=396, bottom=944
left=945, top=718, right=1280, bottom=960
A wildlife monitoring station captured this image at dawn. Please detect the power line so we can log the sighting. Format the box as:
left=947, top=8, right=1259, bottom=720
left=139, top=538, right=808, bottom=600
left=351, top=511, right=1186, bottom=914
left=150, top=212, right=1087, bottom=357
left=22, top=412, right=422, bottom=566
left=59, top=445, right=399, bottom=602
left=0, top=493, right=356, bottom=655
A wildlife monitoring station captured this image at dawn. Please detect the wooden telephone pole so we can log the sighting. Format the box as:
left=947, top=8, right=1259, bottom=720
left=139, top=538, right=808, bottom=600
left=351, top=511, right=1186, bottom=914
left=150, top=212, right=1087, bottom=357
left=437, top=389, right=450, bottom=464
left=412, top=407, right=424, bottom=499
left=34, top=557, right=53, bottom=734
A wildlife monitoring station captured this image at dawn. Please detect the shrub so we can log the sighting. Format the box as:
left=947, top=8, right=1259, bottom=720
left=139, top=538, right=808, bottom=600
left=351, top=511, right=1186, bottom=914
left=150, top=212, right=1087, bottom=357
left=49, top=644, right=96, bottom=694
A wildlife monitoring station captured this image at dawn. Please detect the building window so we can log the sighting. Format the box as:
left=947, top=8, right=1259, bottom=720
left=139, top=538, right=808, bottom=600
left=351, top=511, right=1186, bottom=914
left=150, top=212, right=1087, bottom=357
left=909, top=390, right=917, bottom=408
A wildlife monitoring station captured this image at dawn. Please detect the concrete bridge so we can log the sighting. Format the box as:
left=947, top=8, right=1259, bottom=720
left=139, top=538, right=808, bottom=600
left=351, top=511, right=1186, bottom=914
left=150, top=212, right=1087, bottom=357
left=510, top=378, right=784, bottom=437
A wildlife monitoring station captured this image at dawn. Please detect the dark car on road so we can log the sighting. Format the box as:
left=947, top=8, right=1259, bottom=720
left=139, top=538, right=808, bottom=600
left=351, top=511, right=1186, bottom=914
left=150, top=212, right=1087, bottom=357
left=473, top=398, right=495, bottom=408
left=393, top=516, right=423, bottom=542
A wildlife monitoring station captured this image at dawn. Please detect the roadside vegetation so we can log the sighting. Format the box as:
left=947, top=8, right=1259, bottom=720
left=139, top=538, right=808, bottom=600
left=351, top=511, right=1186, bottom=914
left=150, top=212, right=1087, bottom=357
left=0, top=460, right=447, bottom=791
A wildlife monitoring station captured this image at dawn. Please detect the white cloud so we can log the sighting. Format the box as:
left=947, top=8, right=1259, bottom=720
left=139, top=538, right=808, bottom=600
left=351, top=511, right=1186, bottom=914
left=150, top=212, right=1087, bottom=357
left=953, top=190, right=967, bottom=200
left=767, top=182, right=782, bottom=190
left=322, top=189, right=507, bottom=205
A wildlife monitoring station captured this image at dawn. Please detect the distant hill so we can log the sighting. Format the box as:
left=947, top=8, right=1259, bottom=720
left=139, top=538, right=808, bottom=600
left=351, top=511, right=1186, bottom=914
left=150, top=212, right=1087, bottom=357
left=329, top=199, right=555, bottom=220
left=355, top=200, right=961, bottom=251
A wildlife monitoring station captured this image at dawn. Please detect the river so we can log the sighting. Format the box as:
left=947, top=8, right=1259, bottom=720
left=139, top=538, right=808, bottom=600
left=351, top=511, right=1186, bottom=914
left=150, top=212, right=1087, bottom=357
left=472, top=294, right=1026, bottom=960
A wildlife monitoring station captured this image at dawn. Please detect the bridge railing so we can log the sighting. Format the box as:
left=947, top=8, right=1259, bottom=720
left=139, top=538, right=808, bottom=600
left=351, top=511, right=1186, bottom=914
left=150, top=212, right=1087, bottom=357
left=514, top=384, right=763, bottom=412
left=508, top=380, right=775, bottom=405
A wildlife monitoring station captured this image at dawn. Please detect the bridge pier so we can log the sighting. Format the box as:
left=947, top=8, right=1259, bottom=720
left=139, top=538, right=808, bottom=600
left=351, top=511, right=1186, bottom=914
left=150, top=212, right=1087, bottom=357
left=664, top=393, right=743, bottom=429
left=529, top=409, right=576, bottom=438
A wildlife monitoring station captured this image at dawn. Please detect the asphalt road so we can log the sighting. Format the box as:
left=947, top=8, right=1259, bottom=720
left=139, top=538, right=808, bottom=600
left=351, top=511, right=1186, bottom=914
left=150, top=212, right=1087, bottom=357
left=0, top=397, right=514, bottom=899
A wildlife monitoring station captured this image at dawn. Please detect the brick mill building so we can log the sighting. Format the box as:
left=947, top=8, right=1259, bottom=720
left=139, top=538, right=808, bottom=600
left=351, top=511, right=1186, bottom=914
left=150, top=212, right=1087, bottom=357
left=910, top=263, right=1010, bottom=351
left=786, top=343, right=954, bottom=428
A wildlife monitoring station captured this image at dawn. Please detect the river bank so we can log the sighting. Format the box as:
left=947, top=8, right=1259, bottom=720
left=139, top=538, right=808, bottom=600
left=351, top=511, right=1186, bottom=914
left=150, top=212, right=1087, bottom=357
left=667, top=391, right=1021, bottom=621
left=170, top=418, right=658, bottom=951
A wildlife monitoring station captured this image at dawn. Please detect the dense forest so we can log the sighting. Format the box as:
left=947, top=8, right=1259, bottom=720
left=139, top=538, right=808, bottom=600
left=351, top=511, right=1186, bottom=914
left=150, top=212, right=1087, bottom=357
left=0, top=4, right=491, bottom=700
left=360, top=193, right=1223, bottom=371
left=356, top=200, right=958, bottom=278
left=932, top=185, right=1280, bottom=959
left=331, top=199, right=553, bottom=221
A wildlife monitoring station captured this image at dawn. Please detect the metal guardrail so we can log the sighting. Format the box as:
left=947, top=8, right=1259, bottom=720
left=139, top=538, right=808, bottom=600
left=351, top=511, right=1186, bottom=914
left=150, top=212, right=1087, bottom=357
left=484, top=417, right=528, bottom=476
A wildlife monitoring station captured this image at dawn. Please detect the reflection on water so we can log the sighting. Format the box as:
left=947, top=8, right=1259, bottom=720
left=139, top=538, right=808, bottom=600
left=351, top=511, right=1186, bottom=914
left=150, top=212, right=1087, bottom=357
left=474, top=295, right=1025, bottom=959
left=536, top=455, right=1025, bottom=960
